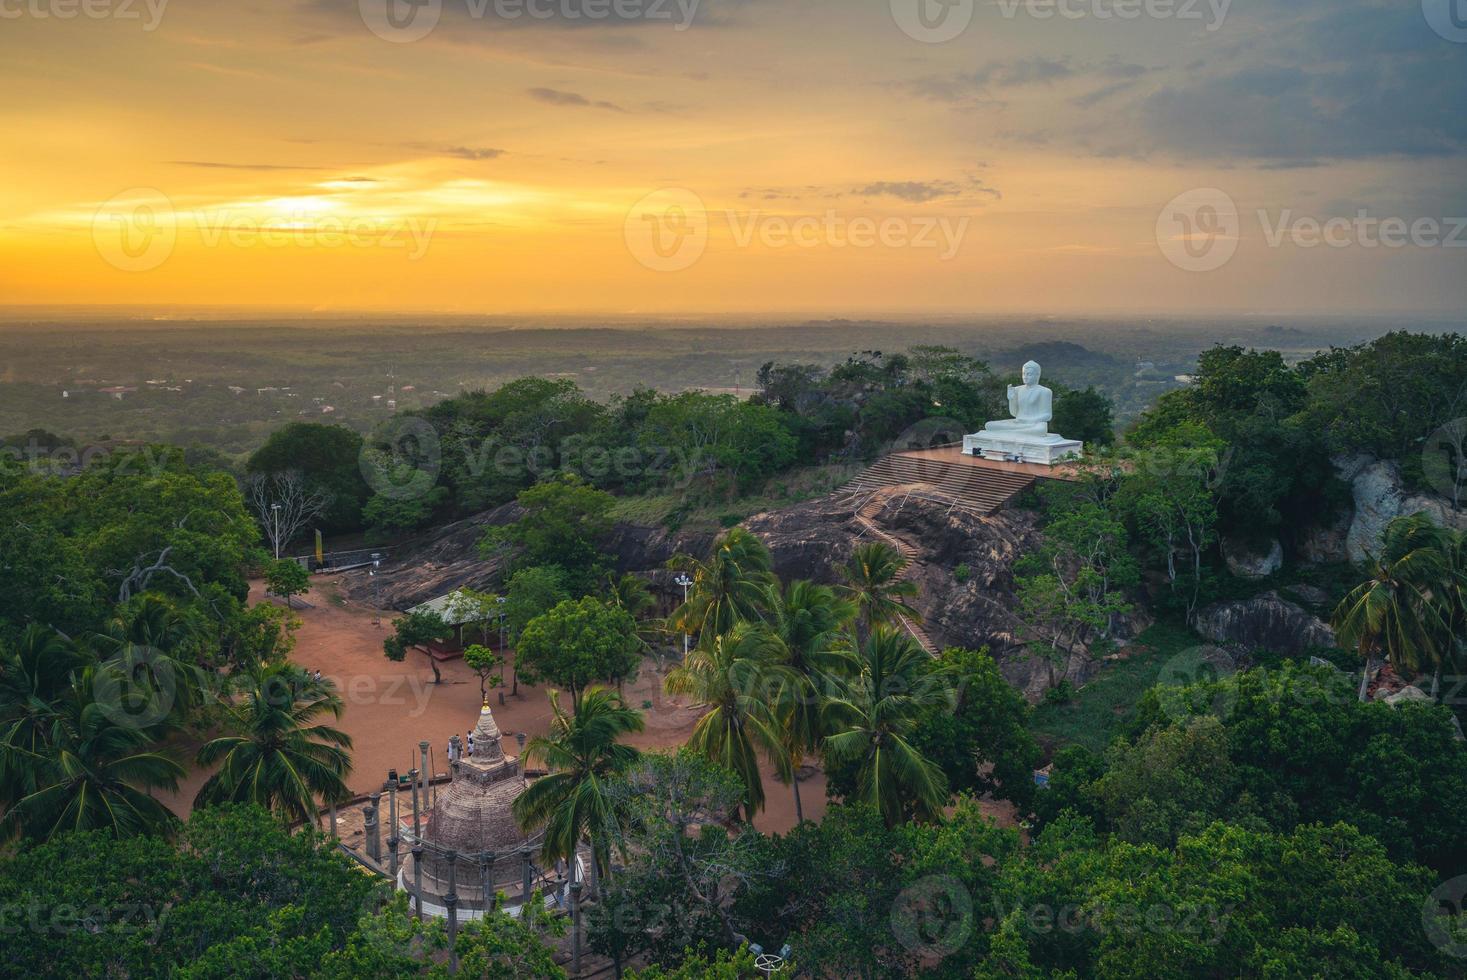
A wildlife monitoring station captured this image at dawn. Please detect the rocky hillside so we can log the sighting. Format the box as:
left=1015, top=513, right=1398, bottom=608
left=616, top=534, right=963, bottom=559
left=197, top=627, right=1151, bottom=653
left=745, top=491, right=1068, bottom=695
left=337, top=503, right=717, bottom=611
left=341, top=478, right=1141, bottom=697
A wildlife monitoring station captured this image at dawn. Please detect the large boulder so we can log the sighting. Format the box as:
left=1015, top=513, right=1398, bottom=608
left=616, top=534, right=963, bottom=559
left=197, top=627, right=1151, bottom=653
left=1298, top=509, right=1352, bottom=565
left=1340, top=457, right=1467, bottom=563
left=338, top=504, right=517, bottom=609
left=1195, top=591, right=1336, bottom=656
left=1346, top=460, right=1407, bottom=564
left=338, top=503, right=716, bottom=611
left=1222, top=536, right=1283, bottom=580
left=1401, top=493, right=1467, bottom=535
left=744, top=491, right=1135, bottom=698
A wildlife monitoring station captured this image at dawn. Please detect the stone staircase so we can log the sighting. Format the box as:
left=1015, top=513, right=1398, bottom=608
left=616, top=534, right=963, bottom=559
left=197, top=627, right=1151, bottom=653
left=842, top=452, right=1036, bottom=515
left=852, top=493, right=939, bottom=655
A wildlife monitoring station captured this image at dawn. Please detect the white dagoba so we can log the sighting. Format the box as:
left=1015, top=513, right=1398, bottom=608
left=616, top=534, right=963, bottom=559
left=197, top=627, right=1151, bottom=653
left=963, top=361, right=1083, bottom=466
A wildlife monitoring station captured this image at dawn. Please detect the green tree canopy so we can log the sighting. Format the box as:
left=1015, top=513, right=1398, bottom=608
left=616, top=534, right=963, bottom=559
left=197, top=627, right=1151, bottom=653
left=264, top=559, right=311, bottom=609
left=481, top=472, right=615, bottom=592
left=246, top=422, right=370, bottom=532
left=515, top=597, right=642, bottom=699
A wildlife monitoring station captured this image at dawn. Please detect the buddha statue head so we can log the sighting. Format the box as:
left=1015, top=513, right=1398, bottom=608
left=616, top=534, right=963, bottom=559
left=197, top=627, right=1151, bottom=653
left=1022, top=360, right=1042, bottom=387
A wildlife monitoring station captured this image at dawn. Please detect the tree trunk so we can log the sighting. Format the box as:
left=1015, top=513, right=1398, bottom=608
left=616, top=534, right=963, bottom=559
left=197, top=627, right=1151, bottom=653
left=428, top=656, right=442, bottom=686
left=1357, top=656, right=1375, bottom=703
left=587, top=837, right=600, bottom=898
left=792, top=773, right=804, bottom=823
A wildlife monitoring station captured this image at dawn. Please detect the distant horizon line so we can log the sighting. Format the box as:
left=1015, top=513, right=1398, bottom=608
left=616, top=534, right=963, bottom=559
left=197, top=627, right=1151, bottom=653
left=0, top=304, right=1461, bottom=324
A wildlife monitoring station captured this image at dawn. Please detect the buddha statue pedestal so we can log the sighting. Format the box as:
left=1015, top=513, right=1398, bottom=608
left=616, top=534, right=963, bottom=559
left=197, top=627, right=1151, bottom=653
left=963, top=360, right=1084, bottom=467
left=963, top=430, right=1083, bottom=466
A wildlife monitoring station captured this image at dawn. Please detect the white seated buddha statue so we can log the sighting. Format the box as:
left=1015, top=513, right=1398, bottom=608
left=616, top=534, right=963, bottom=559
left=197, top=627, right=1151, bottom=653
left=963, top=361, right=1083, bottom=466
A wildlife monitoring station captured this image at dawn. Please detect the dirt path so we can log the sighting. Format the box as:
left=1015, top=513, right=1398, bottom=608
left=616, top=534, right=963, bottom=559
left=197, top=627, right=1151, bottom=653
left=161, top=579, right=824, bottom=835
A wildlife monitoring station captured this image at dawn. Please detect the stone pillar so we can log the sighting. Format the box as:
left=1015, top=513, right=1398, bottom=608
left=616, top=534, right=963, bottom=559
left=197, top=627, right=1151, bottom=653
left=449, top=734, right=461, bottom=769
left=412, top=843, right=425, bottom=922
left=387, top=782, right=400, bottom=878
left=570, top=881, right=583, bottom=976
left=520, top=847, right=534, bottom=904
left=479, top=854, right=493, bottom=916
left=410, top=770, right=424, bottom=921
left=410, top=768, right=422, bottom=842
left=364, top=797, right=380, bottom=864
left=419, top=740, right=430, bottom=806
left=445, top=849, right=460, bottom=973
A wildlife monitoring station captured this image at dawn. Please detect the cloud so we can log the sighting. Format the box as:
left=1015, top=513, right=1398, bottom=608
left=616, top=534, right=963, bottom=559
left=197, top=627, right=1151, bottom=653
left=527, top=87, right=626, bottom=112
left=909, top=56, right=1152, bottom=104
left=1071, top=79, right=1142, bottom=109
left=442, top=146, right=507, bottom=160
left=1133, top=36, right=1467, bottom=161
left=166, top=161, right=327, bottom=171
left=926, top=0, right=1467, bottom=164
left=854, top=180, right=962, bottom=203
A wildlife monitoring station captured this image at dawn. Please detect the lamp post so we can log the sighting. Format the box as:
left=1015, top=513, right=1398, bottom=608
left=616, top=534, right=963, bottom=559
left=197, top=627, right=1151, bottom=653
left=270, top=502, right=282, bottom=559
left=675, top=573, right=692, bottom=659
left=371, top=553, right=382, bottom=628
left=497, top=595, right=513, bottom=695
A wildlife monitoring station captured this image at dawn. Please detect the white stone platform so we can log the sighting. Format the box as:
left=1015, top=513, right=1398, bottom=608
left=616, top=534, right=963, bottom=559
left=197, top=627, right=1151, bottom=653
left=963, top=433, right=1083, bottom=466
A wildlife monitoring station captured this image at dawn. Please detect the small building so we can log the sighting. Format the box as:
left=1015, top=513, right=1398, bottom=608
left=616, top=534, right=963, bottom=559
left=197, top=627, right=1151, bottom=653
left=408, top=590, right=500, bottom=660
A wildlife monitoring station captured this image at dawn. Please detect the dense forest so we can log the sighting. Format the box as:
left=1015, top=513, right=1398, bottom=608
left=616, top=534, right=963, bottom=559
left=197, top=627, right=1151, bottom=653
left=1, top=331, right=1466, bottom=977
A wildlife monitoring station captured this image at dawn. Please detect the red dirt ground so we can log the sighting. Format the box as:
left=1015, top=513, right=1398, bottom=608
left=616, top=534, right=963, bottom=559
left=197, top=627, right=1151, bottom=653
left=160, top=579, right=825, bottom=835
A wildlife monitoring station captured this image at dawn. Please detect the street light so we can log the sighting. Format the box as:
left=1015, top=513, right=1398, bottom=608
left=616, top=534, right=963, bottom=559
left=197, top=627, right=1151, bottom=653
left=674, top=573, right=693, bottom=659
left=497, top=595, right=512, bottom=695
left=270, top=503, right=282, bottom=559
left=371, top=553, right=382, bottom=628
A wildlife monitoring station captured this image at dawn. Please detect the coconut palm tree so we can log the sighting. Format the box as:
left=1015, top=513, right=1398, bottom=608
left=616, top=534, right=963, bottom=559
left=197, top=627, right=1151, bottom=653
left=101, top=593, right=205, bottom=660
left=669, top=528, right=777, bottom=646
left=1333, top=513, right=1453, bottom=701
left=605, top=571, right=666, bottom=667
left=823, top=628, right=950, bottom=827
left=768, top=580, right=857, bottom=822
left=838, top=541, right=921, bottom=641
left=0, top=626, right=92, bottom=807
left=1434, top=527, right=1467, bottom=684
left=663, top=622, right=794, bottom=820
left=606, top=572, right=656, bottom=620
left=512, top=686, right=643, bottom=897
left=0, top=673, right=183, bottom=842
left=194, top=663, right=353, bottom=823
left=92, top=595, right=208, bottom=727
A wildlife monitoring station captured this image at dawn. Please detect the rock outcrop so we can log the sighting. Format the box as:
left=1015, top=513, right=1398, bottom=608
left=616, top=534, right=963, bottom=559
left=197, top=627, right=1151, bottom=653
left=745, top=491, right=1124, bottom=697
left=1195, top=591, right=1336, bottom=656
left=1303, top=455, right=1467, bottom=565
left=1345, top=459, right=1408, bottom=564
left=338, top=504, right=715, bottom=611
left=338, top=505, right=516, bottom=610
left=1222, top=536, right=1283, bottom=580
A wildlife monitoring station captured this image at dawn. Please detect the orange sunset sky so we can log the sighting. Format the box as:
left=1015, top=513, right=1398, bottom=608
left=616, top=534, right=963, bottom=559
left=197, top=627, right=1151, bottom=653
left=1, top=0, right=1464, bottom=314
